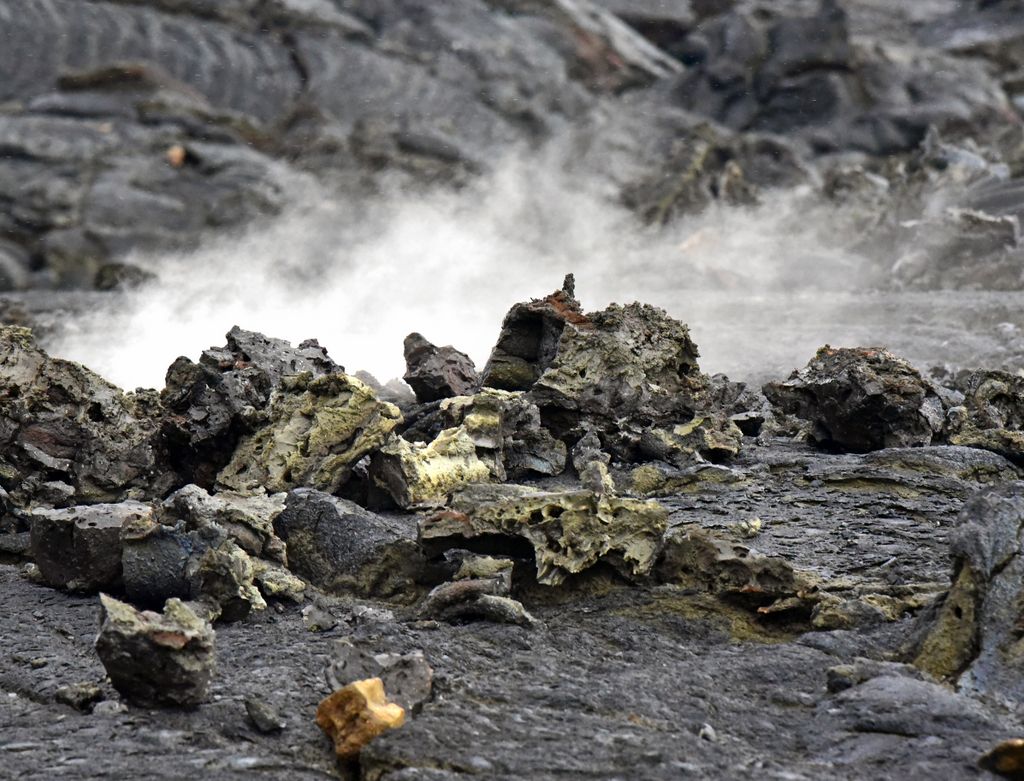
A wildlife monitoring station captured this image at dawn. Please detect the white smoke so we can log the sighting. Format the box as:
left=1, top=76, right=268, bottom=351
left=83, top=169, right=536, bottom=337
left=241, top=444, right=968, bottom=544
left=51, top=151, right=887, bottom=391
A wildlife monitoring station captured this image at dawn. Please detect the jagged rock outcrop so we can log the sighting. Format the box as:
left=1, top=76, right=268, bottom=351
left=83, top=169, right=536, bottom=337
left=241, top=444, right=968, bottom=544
left=163, top=327, right=338, bottom=486
left=0, top=327, right=168, bottom=506
left=912, top=483, right=1024, bottom=706
left=481, top=280, right=711, bottom=459
left=764, top=346, right=946, bottom=452
left=420, top=483, right=668, bottom=586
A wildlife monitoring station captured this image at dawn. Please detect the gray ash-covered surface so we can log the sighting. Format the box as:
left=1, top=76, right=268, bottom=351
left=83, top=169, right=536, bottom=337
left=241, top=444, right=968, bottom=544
left=1, top=563, right=1017, bottom=781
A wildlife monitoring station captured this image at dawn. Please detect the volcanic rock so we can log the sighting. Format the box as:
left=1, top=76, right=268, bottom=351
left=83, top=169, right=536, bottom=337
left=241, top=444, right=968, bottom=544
left=417, top=552, right=534, bottom=626
left=482, top=282, right=710, bottom=459
left=480, top=280, right=588, bottom=392
left=120, top=512, right=265, bottom=619
left=316, top=678, right=405, bottom=762
left=217, top=372, right=401, bottom=494
left=402, top=333, right=478, bottom=403
left=440, top=388, right=567, bottom=479
left=162, top=327, right=338, bottom=486
left=369, top=428, right=492, bottom=509
left=655, top=526, right=808, bottom=605
left=946, top=369, right=1024, bottom=463
left=420, top=484, right=668, bottom=586
left=245, top=696, right=286, bottom=734
left=981, top=739, right=1024, bottom=780
left=29, top=501, right=151, bottom=592
left=272, top=488, right=424, bottom=598
left=638, top=414, right=744, bottom=466
left=0, top=327, right=167, bottom=506
left=162, top=484, right=287, bottom=564
left=535, top=311, right=708, bottom=455
left=912, top=482, right=1024, bottom=706
left=95, top=594, right=215, bottom=709
left=764, top=346, right=946, bottom=452
left=54, top=682, right=105, bottom=713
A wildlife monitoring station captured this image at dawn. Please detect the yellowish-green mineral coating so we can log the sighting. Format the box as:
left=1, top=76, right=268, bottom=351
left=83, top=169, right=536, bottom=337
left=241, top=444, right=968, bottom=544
left=251, top=559, right=307, bottom=602
left=217, top=373, right=401, bottom=494
left=99, top=593, right=212, bottom=640
left=422, top=490, right=668, bottom=585
left=442, top=389, right=514, bottom=450
left=374, top=427, right=492, bottom=508
left=914, top=563, right=981, bottom=680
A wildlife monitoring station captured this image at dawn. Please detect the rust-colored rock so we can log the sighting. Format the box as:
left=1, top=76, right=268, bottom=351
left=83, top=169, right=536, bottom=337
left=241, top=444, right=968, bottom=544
left=980, top=739, right=1024, bottom=780
left=316, top=678, right=405, bottom=761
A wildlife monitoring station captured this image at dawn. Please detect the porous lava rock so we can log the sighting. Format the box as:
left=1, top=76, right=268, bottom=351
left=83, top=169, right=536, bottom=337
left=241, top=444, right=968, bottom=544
left=764, top=346, right=945, bottom=452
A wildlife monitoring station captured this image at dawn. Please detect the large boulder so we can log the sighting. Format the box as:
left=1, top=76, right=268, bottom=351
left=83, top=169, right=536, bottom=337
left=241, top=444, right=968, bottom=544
left=162, top=327, right=338, bottom=486
left=272, top=488, right=424, bottom=598
left=764, top=346, right=946, bottom=452
left=481, top=280, right=710, bottom=459
left=0, top=327, right=168, bottom=505
left=216, top=372, right=401, bottom=494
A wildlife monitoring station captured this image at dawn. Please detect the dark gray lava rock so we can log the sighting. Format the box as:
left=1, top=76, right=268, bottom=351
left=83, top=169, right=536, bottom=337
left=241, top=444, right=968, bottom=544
left=120, top=511, right=265, bottom=620
left=273, top=488, right=424, bottom=599
left=161, top=327, right=338, bottom=486
left=764, top=346, right=945, bottom=452
left=0, top=327, right=168, bottom=506
left=480, top=280, right=589, bottom=392
left=913, top=482, right=1024, bottom=707
left=29, top=501, right=151, bottom=592
left=95, top=594, right=215, bottom=710
left=670, top=1, right=1008, bottom=156
left=829, top=676, right=993, bottom=737
left=326, top=639, right=434, bottom=715
left=403, top=333, right=479, bottom=403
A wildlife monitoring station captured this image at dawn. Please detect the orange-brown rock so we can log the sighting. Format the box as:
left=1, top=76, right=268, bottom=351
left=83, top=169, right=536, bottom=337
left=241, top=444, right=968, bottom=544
left=981, top=739, right=1024, bottom=780
left=316, top=678, right=405, bottom=760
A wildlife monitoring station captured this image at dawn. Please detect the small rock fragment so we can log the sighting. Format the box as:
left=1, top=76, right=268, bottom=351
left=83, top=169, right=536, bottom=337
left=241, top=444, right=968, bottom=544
left=403, top=333, right=479, bottom=403
left=316, top=678, right=405, bottom=761
left=95, top=594, right=215, bottom=709
left=245, top=696, right=286, bottom=734
left=55, top=682, right=104, bottom=713
left=326, top=641, right=433, bottom=714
